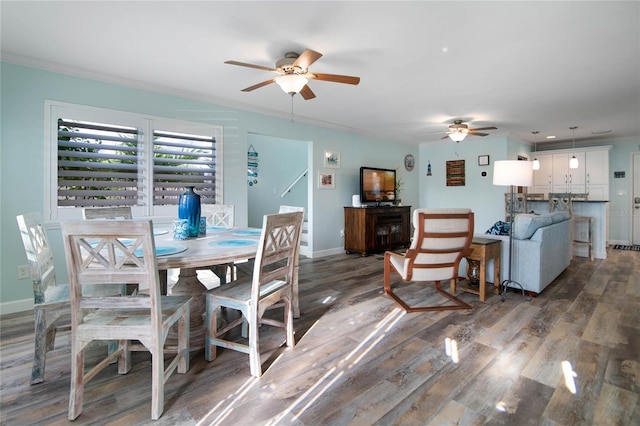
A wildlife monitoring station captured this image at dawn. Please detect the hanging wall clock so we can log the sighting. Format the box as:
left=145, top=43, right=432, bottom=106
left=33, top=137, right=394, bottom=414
left=404, top=154, right=415, bottom=171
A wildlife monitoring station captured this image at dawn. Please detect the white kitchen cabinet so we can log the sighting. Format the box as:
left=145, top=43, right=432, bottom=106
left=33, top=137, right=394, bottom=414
left=585, top=150, right=609, bottom=200
left=552, top=152, right=585, bottom=193
left=533, top=153, right=553, bottom=194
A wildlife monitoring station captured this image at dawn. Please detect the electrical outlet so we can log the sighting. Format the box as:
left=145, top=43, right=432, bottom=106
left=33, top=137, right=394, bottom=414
left=340, top=229, right=345, bottom=238
left=17, top=265, right=30, bottom=280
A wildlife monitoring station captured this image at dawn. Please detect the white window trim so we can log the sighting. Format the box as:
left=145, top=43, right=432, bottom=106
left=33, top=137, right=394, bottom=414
left=44, top=100, right=223, bottom=224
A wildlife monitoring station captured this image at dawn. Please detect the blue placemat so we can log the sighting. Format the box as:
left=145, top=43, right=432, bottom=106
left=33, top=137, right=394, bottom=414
left=134, top=245, right=187, bottom=257
left=210, top=239, right=257, bottom=247
left=232, top=229, right=262, bottom=236
left=207, top=226, right=232, bottom=232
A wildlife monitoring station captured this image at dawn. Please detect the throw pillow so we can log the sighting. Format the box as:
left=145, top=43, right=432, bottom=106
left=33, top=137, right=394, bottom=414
left=513, top=214, right=553, bottom=240
left=485, top=221, right=510, bottom=235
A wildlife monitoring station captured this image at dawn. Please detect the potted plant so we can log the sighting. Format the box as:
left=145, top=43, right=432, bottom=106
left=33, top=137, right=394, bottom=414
left=395, top=178, right=403, bottom=205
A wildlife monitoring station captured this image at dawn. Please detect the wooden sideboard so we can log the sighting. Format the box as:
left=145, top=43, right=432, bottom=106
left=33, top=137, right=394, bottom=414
left=344, top=206, right=411, bottom=256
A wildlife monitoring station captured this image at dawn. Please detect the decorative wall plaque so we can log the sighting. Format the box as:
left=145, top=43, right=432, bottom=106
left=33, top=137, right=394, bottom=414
left=446, top=159, right=465, bottom=186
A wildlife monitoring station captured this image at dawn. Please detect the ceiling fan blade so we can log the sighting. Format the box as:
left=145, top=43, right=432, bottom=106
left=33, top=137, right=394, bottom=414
left=310, top=73, right=361, bottom=85
left=293, top=49, right=323, bottom=69
left=241, top=79, right=275, bottom=92
left=469, top=132, right=489, bottom=137
left=225, top=60, right=277, bottom=72
left=299, top=85, right=316, bottom=100
left=468, top=126, right=497, bottom=131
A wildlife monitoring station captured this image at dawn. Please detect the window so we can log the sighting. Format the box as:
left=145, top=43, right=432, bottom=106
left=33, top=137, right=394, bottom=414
left=46, top=102, right=223, bottom=222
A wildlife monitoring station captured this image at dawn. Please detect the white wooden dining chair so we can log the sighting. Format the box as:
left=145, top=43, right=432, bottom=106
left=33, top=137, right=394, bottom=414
left=61, top=220, right=192, bottom=420
left=201, top=204, right=236, bottom=283
left=16, top=212, right=71, bottom=384
left=81, top=206, right=133, bottom=220
left=205, top=211, right=304, bottom=377
left=278, top=206, right=304, bottom=318
left=201, top=204, right=234, bottom=228
left=384, top=208, right=474, bottom=312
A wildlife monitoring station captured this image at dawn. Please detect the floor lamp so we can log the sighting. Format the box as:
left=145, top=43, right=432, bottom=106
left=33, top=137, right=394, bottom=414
left=493, top=160, right=534, bottom=301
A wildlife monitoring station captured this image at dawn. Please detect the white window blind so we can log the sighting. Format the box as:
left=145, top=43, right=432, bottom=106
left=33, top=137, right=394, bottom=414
left=46, top=101, right=223, bottom=222
left=153, top=130, right=217, bottom=205
left=57, top=119, right=141, bottom=207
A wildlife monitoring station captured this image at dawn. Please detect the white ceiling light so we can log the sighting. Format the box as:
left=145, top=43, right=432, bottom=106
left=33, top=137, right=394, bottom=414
left=275, top=74, right=308, bottom=95
left=532, top=131, right=540, bottom=170
left=448, top=129, right=468, bottom=142
left=569, top=126, right=579, bottom=169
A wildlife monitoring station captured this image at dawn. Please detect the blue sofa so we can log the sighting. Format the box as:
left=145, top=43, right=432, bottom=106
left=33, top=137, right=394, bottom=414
left=467, top=211, right=572, bottom=296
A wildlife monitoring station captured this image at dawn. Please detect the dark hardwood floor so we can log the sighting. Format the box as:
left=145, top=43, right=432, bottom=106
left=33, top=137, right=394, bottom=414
left=1, top=248, right=639, bottom=425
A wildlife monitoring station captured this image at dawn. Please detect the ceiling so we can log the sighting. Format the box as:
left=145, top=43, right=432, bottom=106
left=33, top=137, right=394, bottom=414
left=1, top=1, right=639, bottom=146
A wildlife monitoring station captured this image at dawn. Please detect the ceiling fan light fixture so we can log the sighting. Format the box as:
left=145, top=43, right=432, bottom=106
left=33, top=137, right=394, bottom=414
left=448, top=130, right=467, bottom=142
left=275, top=74, right=308, bottom=94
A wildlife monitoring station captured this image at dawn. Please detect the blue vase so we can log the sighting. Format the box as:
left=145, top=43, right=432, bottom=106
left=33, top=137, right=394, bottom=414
left=178, top=186, right=201, bottom=238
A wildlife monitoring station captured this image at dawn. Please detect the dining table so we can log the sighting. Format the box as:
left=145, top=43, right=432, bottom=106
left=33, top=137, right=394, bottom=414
left=151, top=225, right=263, bottom=349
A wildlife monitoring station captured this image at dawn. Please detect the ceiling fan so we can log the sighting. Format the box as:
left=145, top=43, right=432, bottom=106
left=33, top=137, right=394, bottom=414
left=225, top=49, right=360, bottom=100
left=442, top=120, right=497, bottom=142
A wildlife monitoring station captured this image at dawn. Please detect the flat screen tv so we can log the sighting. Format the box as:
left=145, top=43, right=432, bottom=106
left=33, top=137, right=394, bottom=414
left=360, top=167, right=396, bottom=204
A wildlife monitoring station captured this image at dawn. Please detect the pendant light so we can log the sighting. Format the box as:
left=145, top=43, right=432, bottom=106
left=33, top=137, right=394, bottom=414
left=569, top=126, right=579, bottom=169
left=532, top=131, right=540, bottom=170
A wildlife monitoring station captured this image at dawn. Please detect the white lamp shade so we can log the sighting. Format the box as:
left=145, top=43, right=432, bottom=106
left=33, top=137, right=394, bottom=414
left=532, top=158, right=540, bottom=170
left=275, top=75, right=308, bottom=94
left=493, top=160, right=534, bottom=187
left=448, top=131, right=467, bottom=142
left=569, top=155, right=579, bottom=169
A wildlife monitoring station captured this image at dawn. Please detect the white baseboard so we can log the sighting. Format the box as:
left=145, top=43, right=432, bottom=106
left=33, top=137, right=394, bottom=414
left=310, top=247, right=345, bottom=258
left=0, top=298, right=33, bottom=316
left=609, top=239, right=630, bottom=246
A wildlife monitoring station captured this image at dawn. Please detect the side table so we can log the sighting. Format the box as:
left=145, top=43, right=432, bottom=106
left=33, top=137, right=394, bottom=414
left=452, top=237, right=501, bottom=302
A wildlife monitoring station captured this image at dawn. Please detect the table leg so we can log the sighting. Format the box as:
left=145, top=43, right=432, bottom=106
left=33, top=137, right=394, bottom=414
left=168, top=267, right=206, bottom=350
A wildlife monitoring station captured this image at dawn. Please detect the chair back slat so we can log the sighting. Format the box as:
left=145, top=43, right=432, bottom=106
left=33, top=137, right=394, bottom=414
left=61, top=220, right=162, bottom=323
left=407, top=209, right=474, bottom=282
left=251, top=212, right=304, bottom=306
left=16, top=212, right=58, bottom=304
left=202, top=204, right=234, bottom=228
left=82, top=206, right=133, bottom=220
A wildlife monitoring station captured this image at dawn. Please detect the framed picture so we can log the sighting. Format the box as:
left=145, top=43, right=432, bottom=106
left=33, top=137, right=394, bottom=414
left=324, top=151, right=340, bottom=169
left=478, top=155, right=490, bottom=166
left=318, top=171, right=335, bottom=189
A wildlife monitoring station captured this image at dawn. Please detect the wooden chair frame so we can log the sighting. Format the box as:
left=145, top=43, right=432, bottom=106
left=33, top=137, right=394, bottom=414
left=16, top=212, right=70, bottom=384
left=205, top=211, right=303, bottom=377
left=384, top=210, right=474, bottom=313
left=61, top=220, right=191, bottom=420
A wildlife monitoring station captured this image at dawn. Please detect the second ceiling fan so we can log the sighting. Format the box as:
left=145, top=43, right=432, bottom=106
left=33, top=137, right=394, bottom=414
left=225, top=49, right=360, bottom=100
left=443, top=120, right=497, bottom=141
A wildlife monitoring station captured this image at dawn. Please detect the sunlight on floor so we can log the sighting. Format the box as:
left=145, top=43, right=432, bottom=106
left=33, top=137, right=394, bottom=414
left=196, top=376, right=259, bottom=426
left=444, top=337, right=459, bottom=364
left=266, top=307, right=406, bottom=424
left=561, top=360, right=578, bottom=394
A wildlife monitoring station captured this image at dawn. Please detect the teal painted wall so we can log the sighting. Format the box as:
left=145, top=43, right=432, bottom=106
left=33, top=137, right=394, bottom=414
left=0, top=62, right=418, bottom=309
left=247, top=133, right=309, bottom=227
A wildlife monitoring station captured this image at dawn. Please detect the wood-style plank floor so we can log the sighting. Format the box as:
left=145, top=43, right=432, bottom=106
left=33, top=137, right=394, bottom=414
left=1, top=248, right=639, bottom=425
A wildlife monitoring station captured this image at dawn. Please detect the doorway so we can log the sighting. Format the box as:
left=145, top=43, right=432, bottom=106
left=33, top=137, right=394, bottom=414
left=247, top=133, right=311, bottom=256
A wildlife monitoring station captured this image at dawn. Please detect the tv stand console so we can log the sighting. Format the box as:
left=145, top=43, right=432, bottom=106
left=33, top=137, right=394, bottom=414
left=344, top=206, right=411, bottom=256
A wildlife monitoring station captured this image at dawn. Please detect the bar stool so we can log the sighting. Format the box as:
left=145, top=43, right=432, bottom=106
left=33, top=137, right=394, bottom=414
left=571, top=193, right=594, bottom=261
